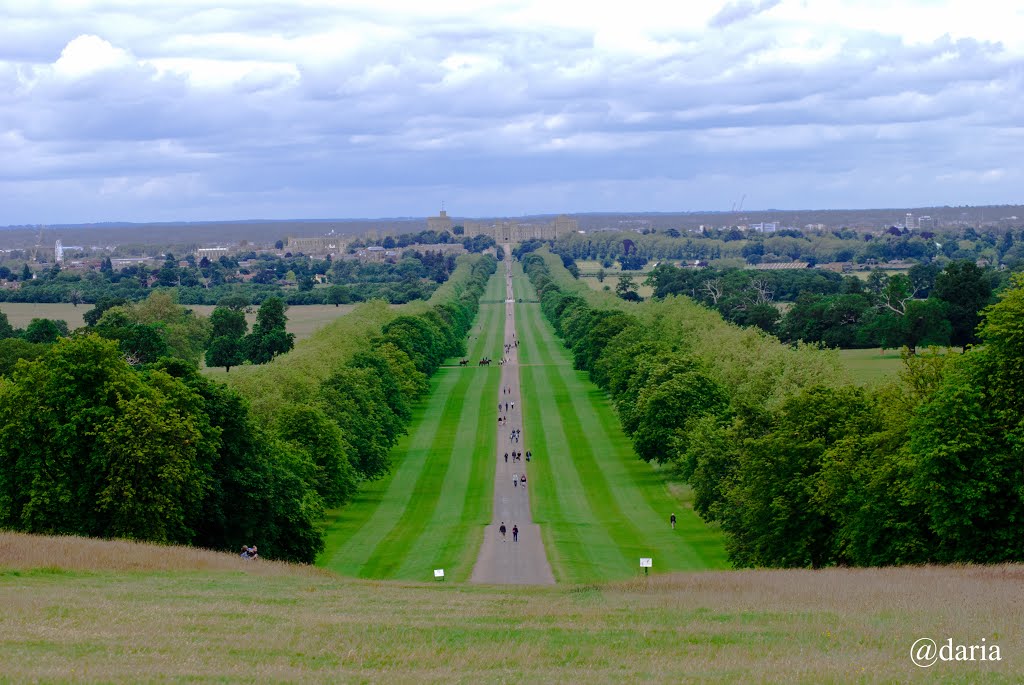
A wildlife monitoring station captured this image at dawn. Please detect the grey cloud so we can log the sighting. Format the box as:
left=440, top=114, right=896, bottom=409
left=709, top=0, right=783, bottom=29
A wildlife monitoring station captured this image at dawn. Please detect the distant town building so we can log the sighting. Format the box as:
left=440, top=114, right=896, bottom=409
left=411, top=243, right=467, bottom=255
left=284, top=236, right=347, bottom=255
left=748, top=261, right=811, bottom=270
left=427, top=209, right=454, bottom=234
left=459, top=214, right=579, bottom=243
left=55, top=240, right=63, bottom=263
left=749, top=222, right=778, bottom=233
left=196, top=247, right=230, bottom=259
left=354, top=246, right=399, bottom=263
left=917, top=215, right=936, bottom=230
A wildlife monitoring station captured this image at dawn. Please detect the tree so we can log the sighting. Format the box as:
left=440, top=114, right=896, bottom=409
left=933, top=261, right=992, bottom=349
left=0, top=339, right=46, bottom=376
left=275, top=403, right=358, bottom=507
left=205, top=336, right=245, bottom=372
left=205, top=307, right=248, bottom=372
left=0, top=336, right=213, bottom=542
left=216, top=294, right=250, bottom=311
left=23, top=318, right=69, bottom=344
left=84, top=297, right=128, bottom=327
left=245, top=297, right=294, bottom=364
left=275, top=240, right=285, bottom=250
left=327, top=285, right=351, bottom=307
left=616, top=273, right=642, bottom=301
left=21, top=264, right=32, bottom=281
left=719, top=386, right=874, bottom=568
left=0, top=312, right=14, bottom=340
left=210, top=307, right=247, bottom=339
left=900, top=299, right=951, bottom=354
left=908, top=263, right=941, bottom=298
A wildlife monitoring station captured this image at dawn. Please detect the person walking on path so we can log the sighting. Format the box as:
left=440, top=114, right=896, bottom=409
left=500, top=522, right=507, bottom=540
left=504, top=452, right=508, bottom=463
left=512, top=525, right=519, bottom=542
left=670, top=513, right=677, bottom=530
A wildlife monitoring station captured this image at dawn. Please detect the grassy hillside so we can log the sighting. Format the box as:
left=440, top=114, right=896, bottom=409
left=1, top=533, right=1020, bottom=683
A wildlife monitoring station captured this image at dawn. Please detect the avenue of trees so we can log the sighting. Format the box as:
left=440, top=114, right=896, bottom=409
left=0, top=255, right=496, bottom=562
left=523, top=249, right=1024, bottom=568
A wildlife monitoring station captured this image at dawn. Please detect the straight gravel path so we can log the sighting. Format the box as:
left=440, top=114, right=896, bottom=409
left=470, top=253, right=555, bottom=585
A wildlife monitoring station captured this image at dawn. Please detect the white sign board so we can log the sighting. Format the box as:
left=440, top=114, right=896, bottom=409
left=640, top=558, right=653, bottom=568
left=434, top=569, right=445, bottom=579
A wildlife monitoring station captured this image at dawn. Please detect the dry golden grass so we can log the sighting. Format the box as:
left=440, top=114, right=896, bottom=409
left=1, top=531, right=1021, bottom=683
left=0, top=531, right=327, bottom=577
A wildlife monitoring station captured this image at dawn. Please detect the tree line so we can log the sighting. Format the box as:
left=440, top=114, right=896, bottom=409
left=0, top=255, right=496, bottom=562
left=550, top=224, right=1024, bottom=269
left=645, top=261, right=1003, bottom=351
left=523, top=249, right=1024, bottom=568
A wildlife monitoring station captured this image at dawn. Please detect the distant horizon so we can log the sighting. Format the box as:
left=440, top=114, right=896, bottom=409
left=4, top=201, right=1024, bottom=230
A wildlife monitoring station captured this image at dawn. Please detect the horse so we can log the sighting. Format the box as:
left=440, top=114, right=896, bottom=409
left=459, top=359, right=468, bottom=366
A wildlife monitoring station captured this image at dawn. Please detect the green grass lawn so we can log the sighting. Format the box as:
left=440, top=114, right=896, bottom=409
left=317, top=270, right=505, bottom=581
left=513, top=264, right=728, bottom=582
left=837, top=348, right=907, bottom=385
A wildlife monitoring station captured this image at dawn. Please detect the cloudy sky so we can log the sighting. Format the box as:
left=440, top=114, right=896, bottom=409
left=1, top=0, right=1022, bottom=224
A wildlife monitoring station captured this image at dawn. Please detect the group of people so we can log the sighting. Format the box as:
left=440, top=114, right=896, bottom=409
left=512, top=472, right=527, bottom=488
left=509, top=429, right=520, bottom=444
left=239, top=545, right=258, bottom=559
left=498, top=401, right=515, bottom=412
left=499, top=522, right=519, bottom=542
left=505, top=450, right=527, bottom=462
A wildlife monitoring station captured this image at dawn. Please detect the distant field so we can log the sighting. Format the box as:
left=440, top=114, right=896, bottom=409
left=0, top=302, right=356, bottom=342
left=1, top=533, right=1021, bottom=683
left=580, top=273, right=655, bottom=299
left=838, top=348, right=906, bottom=385
left=187, top=304, right=356, bottom=341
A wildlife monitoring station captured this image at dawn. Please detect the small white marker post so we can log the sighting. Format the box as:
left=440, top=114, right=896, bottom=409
left=434, top=569, right=445, bottom=582
left=640, top=557, right=652, bottom=577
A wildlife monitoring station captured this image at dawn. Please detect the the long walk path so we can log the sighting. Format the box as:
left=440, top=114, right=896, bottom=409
left=470, top=253, right=555, bottom=584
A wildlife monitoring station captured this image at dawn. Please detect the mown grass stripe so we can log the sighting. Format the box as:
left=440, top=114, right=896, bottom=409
left=517, top=298, right=631, bottom=581
left=392, top=302, right=503, bottom=580
left=320, top=367, right=458, bottom=576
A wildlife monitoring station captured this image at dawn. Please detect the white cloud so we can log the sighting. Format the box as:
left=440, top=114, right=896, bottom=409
left=0, top=0, right=1021, bottom=222
left=53, top=34, right=132, bottom=77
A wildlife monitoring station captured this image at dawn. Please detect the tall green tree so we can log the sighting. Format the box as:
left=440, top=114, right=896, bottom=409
left=246, top=297, right=294, bottom=364
left=933, top=261, right=992, bottom=349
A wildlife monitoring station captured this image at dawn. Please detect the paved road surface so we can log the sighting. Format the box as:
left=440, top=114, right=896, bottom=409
left=470, top=254, right=556, bottom=585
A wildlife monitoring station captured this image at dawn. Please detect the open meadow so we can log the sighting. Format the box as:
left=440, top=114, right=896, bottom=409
left=837, top=348, right=907, bottom=385
left=1, top=533, right=1021, bottom=683
left=0, top=302, right=356, bottom=342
